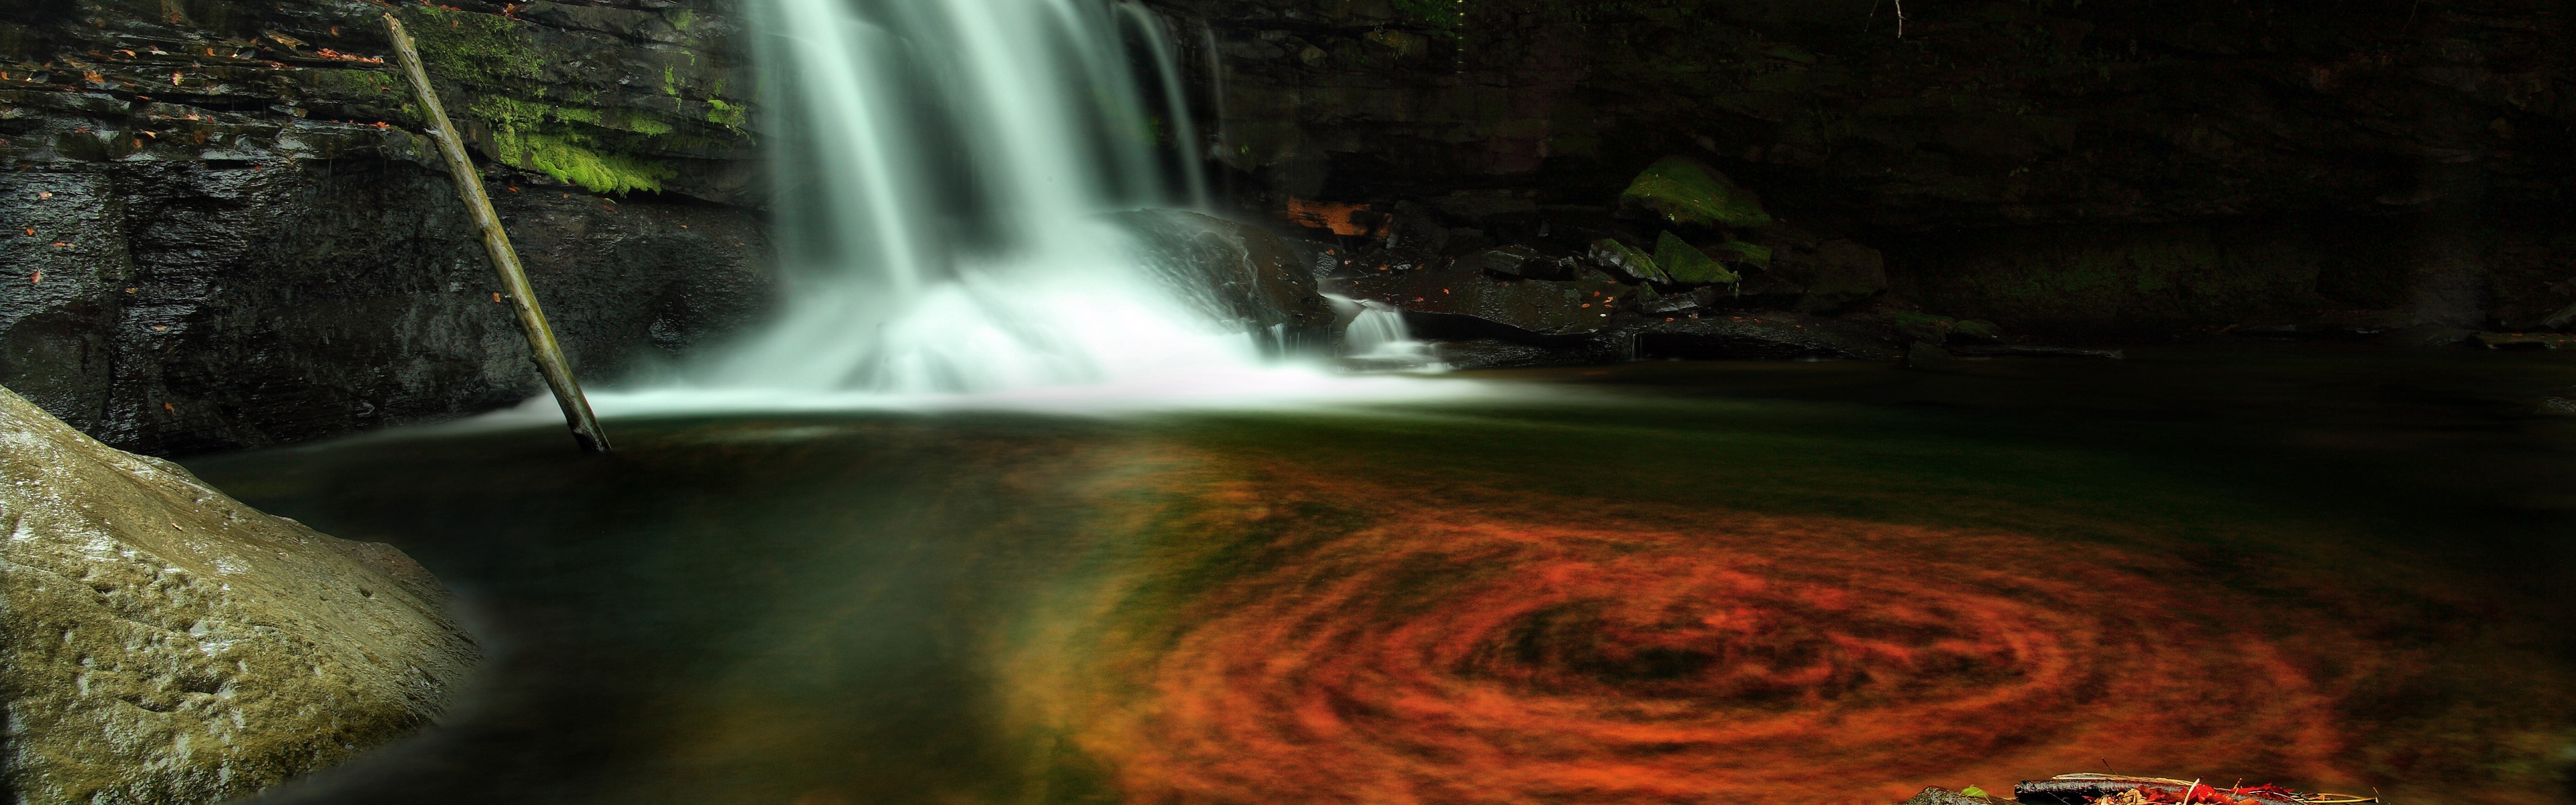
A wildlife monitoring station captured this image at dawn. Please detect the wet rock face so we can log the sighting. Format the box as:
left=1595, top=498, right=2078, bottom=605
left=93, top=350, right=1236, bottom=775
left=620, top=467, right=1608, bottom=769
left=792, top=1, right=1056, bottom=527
left=1158, top=0, right=2570, bottom=225
left=1341, top=264, right=1632, bottom=336
left=0, top=384, right=479, bottom=804
left=0, top=0, right=773, bottom=455
left=1, top=156, right=773, bottom=457
left=1103, top=209, right=1338, bottom=354
left=1148, top=0, right=2575, bottom=334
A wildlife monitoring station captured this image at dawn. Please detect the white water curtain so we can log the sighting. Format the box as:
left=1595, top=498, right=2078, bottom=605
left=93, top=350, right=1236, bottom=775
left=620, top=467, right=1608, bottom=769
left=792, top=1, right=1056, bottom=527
left=710, top=0, right=1248, bottom=393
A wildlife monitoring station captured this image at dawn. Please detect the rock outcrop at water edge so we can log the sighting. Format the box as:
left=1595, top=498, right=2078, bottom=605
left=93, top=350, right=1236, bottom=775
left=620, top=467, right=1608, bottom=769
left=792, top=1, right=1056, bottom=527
left=1104, top=209, right=1339, bottom=354
left=0, top=384, right=479, bottom=804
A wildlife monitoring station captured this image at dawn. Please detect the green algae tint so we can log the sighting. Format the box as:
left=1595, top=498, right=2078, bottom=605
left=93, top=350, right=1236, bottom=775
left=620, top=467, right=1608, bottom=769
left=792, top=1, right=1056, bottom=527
left=193, top=347, right=2576, bottom=805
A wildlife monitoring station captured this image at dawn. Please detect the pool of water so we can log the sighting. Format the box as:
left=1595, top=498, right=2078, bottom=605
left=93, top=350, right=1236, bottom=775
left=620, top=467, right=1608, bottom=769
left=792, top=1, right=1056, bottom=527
left=190, top=345, right=2576, bottom=805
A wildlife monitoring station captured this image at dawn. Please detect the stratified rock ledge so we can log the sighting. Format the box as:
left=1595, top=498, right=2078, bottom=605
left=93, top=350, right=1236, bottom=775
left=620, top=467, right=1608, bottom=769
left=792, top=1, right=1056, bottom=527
left=0, top=385, right=479, bottom=805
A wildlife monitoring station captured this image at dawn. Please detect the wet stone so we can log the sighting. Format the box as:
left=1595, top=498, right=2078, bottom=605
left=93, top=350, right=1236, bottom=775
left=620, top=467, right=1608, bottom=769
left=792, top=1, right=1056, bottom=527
left=1338, top=266, right=1634, bottom=336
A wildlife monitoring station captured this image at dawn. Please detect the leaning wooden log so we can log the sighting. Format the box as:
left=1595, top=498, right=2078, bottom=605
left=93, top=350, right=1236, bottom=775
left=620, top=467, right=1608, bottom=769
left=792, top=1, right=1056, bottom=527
left=382, top=12, right=613, bottom=454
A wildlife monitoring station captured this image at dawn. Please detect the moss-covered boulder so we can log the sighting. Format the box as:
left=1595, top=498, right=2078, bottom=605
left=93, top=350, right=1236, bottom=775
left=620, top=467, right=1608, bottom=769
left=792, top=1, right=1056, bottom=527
left=1713, top=239, right=1772, bottom=266
left=0, top=385, right=479, bottom=804
left=1588, top=238, right=1666, bottom=282
left=1893, top=311, right=1957, bottom=343
left=1656, top=231, right=1740, bottom=286
left=1621, top=156, right=1772, bottom=228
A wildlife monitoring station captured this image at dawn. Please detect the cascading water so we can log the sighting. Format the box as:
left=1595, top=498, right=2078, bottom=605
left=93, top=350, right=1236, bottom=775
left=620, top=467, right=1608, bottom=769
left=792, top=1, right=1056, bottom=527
left=535, top=0, right=1496, bottom=419
left=1328, top=294, right=1444, bottom=370
left=703, top=0, right=1248, bottom=394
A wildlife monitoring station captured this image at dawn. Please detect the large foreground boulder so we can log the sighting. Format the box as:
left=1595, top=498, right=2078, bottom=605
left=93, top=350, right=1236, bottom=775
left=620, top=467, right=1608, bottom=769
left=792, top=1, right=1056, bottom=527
left=0, top=386, right=478, bottom=804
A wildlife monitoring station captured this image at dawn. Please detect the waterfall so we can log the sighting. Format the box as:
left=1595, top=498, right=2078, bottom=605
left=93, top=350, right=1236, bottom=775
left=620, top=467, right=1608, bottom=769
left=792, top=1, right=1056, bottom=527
left=1328, top=294, right=1444, bottom=370
left=705, top=0, right=1253, bottom=394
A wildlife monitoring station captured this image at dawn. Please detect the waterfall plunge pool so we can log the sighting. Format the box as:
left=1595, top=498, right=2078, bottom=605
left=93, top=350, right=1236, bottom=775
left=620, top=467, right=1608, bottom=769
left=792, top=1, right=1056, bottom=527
left=193, top=346, right=2576, bottom=805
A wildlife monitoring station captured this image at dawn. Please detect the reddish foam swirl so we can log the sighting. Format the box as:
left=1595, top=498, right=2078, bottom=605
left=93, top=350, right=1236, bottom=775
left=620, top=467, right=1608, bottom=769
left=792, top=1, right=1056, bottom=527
left=1032, top=481, right=2365, bottom=805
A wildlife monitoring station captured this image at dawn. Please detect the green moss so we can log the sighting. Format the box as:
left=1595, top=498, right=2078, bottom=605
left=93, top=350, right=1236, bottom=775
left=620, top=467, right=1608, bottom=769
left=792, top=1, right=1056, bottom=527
left=394, top=5, right=749, bottom=196
left=627, top=116, right=675, bottom=136
left=1390, top=0, right=1462, bottom=38
left=1714, top=239, right=1772, bottom=266
left=1950, top=319, right=2004, bottom=342
left=466, top=95, right=552, bottom=129
left=665, top=8, right=695, bottom=30
left=403, top=5, right=541, bottom=84
left=1893, top=311, right=1955, bottom=342
left=309, top=68, right=402, bottom=101
left=490, top=127, right=673, bottom=195
left=706, top=98, right=747, bottom=133
left=1655, top=231, right=1739, bottom=287
left=1622, top=156, right=1772, bottom=227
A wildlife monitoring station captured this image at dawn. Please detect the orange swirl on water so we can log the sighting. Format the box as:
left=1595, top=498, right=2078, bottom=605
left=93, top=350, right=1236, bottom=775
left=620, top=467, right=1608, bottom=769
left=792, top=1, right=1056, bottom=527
left=1023, top=478, right=2367, bottom=805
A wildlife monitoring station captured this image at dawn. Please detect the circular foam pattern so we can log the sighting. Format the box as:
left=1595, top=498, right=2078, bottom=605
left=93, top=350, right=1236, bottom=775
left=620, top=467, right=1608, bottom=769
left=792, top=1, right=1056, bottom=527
left=1026, top=479, right=2368, bottom=805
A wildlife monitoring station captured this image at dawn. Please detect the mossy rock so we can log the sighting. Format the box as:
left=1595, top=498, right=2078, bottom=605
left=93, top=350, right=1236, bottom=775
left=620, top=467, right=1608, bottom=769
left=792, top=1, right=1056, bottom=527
left=1893, top=311, right=1956, bottom=343
left=1622, top=156, right=1772, bottom=228
left=1950, top=319, right=2004, bottom=343
left=492, top=128, right=675, bottom=195
left=1656, top=231, right=1740, bottom=286
left=1714, top=239, right=1772, bottom=266
left=393, top=3, right=751, bottom=196
left=1588, top=238, right=1666, bottom=282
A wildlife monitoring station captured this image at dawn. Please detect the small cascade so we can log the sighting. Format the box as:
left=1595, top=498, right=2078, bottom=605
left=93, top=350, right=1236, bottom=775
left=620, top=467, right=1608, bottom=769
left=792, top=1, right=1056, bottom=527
left=1328, top=294, right=1444, bottom=371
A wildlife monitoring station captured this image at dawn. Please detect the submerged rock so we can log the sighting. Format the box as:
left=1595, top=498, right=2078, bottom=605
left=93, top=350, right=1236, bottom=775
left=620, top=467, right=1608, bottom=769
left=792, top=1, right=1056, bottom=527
left=0, top=386, right=478, bottom=804
left=1102, top=209, right=1338, bottom=354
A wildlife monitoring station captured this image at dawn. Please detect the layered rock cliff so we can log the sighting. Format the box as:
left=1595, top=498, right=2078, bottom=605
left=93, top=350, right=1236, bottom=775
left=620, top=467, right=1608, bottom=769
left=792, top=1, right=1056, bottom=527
left=1144, top=0, right=2573, bottom=337
left=0, top=0, right=773, bottom=455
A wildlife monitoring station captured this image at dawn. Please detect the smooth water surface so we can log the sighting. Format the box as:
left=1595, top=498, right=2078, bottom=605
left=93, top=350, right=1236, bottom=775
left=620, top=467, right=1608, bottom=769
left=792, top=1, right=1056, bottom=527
left=193, top=347, right=2576, bottom=805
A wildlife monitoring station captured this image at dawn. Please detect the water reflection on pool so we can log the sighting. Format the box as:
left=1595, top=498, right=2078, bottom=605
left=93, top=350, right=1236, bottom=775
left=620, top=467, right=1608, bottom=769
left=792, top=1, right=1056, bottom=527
left=194, top=346, right=2576, bottom=805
